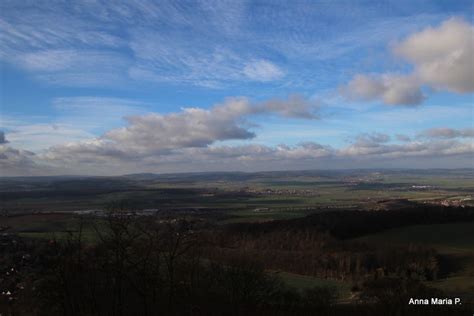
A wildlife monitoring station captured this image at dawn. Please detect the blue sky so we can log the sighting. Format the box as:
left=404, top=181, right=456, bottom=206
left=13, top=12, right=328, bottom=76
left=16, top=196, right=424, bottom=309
left=0, top=0, right=473, bottom=175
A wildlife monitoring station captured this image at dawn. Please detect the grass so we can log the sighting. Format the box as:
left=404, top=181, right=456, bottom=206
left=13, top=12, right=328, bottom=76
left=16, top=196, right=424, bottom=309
left=275, top=271, right=352, bottom=302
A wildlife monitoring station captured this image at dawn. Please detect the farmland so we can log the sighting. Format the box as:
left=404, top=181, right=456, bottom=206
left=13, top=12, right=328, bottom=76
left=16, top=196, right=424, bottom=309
left=1, top=169, right=473, bottom=315
left=1, top=169, right=472, bottom=215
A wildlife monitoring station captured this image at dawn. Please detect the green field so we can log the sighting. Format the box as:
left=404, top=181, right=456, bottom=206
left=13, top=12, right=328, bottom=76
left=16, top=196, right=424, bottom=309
left=2, top=169, right=472, bottom=214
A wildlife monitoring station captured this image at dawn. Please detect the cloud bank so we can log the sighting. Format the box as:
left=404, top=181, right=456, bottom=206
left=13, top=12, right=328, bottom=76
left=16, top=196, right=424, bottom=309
left=418, top=128, right=474, bottom=139
left=1, top=108, right=472, bottom=176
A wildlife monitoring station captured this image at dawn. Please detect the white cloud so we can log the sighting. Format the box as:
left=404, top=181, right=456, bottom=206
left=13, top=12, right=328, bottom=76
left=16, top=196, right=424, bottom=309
left=104, top=102, right=255, bottom=152
left=13, top=49, right=130, bottom=86
left=32, top=127, right=473, bottom=175
left=41, top=95, right=318, bottom=161
left=393, top=17, right=474, bottom=93
left=18, top=50, right=82, bottom=72
left=0, top=12, right=123, bottom=55
left=0, top=126, right=470, bottom=176
left=128, top=30, right=249, bottom=87
left=129, top=35, right=286, bottom=87
left=39, top=139, right=474, bottom=175
left=341, top=17, right=474, bottom=105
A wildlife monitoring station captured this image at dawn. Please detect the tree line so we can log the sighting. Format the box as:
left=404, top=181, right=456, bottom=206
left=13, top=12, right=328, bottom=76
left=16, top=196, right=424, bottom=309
left=1, top=203, right=472, bottom=315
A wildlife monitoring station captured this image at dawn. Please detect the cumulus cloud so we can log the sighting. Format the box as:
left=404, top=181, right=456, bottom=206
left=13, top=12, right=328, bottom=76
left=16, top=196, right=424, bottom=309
left=341, top=74, right=424, bottom=105
left=341, top=17, right=474, bottom=105
left=243, top=60, right=285, bottom=82
left=393, top=17, right=474, bottom=93
left=259, top=95, right=319, bottom=119
left=105, top=100, right=255, bottom=152
left=353, top=133, right=391, bottom=146
left=41, top=96, right=319, bottom=162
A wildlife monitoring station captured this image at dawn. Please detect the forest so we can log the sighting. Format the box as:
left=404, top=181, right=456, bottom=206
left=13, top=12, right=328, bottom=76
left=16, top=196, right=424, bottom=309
left=1, top=203, right=472, bottom=315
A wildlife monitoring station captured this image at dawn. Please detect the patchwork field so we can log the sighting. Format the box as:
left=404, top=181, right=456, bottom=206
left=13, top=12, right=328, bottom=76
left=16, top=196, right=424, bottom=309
left=1, top=169, right=472, bottom=216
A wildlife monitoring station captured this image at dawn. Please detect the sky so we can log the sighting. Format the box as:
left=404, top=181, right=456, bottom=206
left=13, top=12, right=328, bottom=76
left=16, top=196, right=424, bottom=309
left=0, top=0, right=473, bottom=176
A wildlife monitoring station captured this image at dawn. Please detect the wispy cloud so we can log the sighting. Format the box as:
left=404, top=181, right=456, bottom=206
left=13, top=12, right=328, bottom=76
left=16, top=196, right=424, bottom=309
left=243, top=60, right=284, bottom=82
left=0, top=1, right=456, bottom=90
